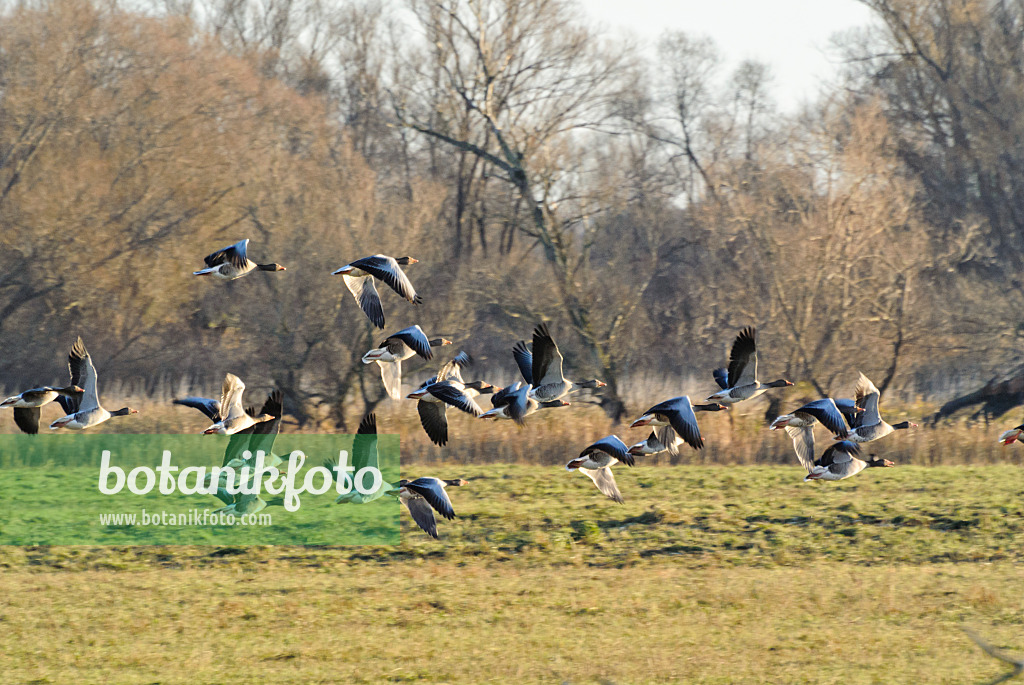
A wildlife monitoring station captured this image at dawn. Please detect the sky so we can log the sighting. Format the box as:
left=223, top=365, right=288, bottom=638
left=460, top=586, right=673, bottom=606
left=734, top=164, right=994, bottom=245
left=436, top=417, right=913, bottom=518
left=581, top=0, right=877, bottom=111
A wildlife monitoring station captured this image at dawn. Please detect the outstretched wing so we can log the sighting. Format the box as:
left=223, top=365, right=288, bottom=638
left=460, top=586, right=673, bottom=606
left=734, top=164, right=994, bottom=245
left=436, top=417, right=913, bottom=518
left=343, top=274, right=385, bottom=329
left=69, top=337, right=98, bottom=413
left=512, top=341, right=533, bottom=385
left=581, top=435, right=633, bottom=467
left=404, top=497, right=438, bottom=538
left=531, top=323, right=565, bottom=387
left=350, top=255, right=420, bottom=303
left=785, top=425, right=816, bottom=472
left=173, top=396, right=222, bottom=421
left=204, top=239, right=249, bottom=269
left=13, top=407, right=41, bottom=435
left=854, top=372, right=882, bottom=427
left=726, top=327, right=757, bottom=388
left=797, top=398, right=849, bottom=438
left=388, top=326, right=432, bottom=360
left=404, top=477, right=456, bottom=520
left=581, top=467, right=624, bottom=503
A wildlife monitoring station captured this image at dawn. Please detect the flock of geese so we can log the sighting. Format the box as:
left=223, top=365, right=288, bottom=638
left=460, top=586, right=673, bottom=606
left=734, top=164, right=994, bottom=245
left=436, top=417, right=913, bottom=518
left=5, top=238, right=1014, bottom=540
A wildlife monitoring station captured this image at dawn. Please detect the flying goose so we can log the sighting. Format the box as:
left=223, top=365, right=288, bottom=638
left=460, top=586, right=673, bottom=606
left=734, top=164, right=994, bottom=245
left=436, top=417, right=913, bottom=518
left=49, top=338, right=138, bottom=430
left=477, top=381, right=569, bottom=425
left=332, top=255, right=421, bottom=329
left=200, top=374, right=276, bottom=435
left=362, top=325, right=452, bottom=400
left=707, top=327, right=793, bottom=404
left=193, top=239, right=286, bottom=280
left=998, top=423, right=1024, bottom=445
left=176, top=390, right=283, bottom=464
left=565, top=435, right=633, bottom=503
left=324, top=413, right=397, bottom=504
left=407, top=352, right=493, bottom=446
left=844, top=372, right=917, bottom=443
left=511, top=323, right=605, bottom=402
left=2, top=384, right=83, bottom=434
left=803, top=439, right=894, bottom=481
left=394, top=477, right=468, bottom=539
left=769, top=398, right=851, bottom=437
left=629, top=396, right=726, bottom=453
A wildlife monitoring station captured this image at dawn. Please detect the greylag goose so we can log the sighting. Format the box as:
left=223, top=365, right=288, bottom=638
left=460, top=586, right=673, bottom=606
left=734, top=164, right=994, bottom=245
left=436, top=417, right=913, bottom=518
left=803, top=439, right=894, bottom=481
left=707, top=327, right=792, bottom=404
left=566, top=435, right=632, bottom=503
left=629, top=396, right=726, bottom=453
left=769, top=398, right=850, bottom=437
left=395, top=477, right=467, bottom=539
left=845, top=372, right=917, bottom=443
left=193, top=239, right=286, bottom=280
left=998, top=423, right=1024, bottom=445
left=362, top=325, right=452, bottom=400
left=511, top=323, right=605, bottom=402
left=477, top=381, right=568, bottom=426
left=2, top=384, right=83, bottom=434
left=332, top=255, right=421, bottom=329
left=407, top=352, right=493, bottom=446
left=324, top=414, right=397, bottom=504
left=176, top=390, right=283, bottom=464
left=49, top=338, right=138, bottom=430
left=200, top=374, right=276, bottom=435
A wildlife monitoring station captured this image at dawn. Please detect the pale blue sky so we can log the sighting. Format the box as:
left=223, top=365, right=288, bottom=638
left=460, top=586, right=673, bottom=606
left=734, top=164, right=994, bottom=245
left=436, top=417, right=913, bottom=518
left=582, top=0, right=876, bottom=110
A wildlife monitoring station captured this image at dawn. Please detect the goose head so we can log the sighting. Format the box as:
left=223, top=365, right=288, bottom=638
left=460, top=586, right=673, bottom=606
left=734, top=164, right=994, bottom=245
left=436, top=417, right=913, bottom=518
left=396, top=257, right=419, bottom=265
left=766, top=379, right=794, bottom=388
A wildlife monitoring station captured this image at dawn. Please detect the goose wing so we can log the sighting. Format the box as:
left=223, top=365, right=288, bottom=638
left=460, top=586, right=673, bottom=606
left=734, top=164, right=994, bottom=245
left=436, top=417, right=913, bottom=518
left=377, top=359, right=403, bottom=400
left=352, top=413, right=380, bottom=472
left=854, top=373, right=882, bottom=426
left=245, top=390, right=282, bottom=456
left=531, top=323, right=566, bottom=387
left=403, top=497, right=439, bottom=538
left=712, top=367, right=729, bottom=390
left=654, top=425, right=682, bottom=456
left=512, top=341, right=533, bottom=385
left=795, top=398, right=849, bottom=437
left=506, top=382, right=530, bottom=426
left=417, top=399, right=449, bottom=446
left=581, top=435, right=633, bottom=467
left=219, top=373, right=247, bottom=421
left=403, top=477, right=456, bottom=519
left=646, top=396, right=703, bottom=450
left=785, top=425, right=816, bottom=472
left=69, top=337, right=100, bottom=413
left=387, top=325, right=432, bottom=360
left=426, top=382, right=483, bottom=417
left=726, top=327, right=758, bottom=388
left=204, top=239, right=249, bottom=270
left=350, top=255, right=420, bottom=303
left=13, top=407, right=41, bottom=434
left=581, top=466, right=624, bottom=503
left=343, top=274, right=385, bottom=329
left=173, top=396, right=222, bottom=421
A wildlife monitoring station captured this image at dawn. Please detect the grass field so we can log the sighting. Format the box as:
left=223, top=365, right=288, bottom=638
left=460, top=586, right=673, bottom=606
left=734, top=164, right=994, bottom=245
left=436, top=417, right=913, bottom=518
left=2, top=463, right=1023, bottom=683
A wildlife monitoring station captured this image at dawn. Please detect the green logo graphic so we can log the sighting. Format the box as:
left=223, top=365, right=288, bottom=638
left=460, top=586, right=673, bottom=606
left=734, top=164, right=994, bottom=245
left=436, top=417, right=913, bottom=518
left=0, top=434, right=400, bottom=545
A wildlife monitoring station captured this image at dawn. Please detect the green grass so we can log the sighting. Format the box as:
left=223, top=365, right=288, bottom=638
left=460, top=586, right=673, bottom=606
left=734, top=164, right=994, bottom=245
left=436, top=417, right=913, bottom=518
left=1, top=464, right=1023, bottom=683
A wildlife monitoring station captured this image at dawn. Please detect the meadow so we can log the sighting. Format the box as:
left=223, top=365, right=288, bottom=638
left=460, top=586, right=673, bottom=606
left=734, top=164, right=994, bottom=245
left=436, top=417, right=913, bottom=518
left=2, top=462, right=1023, bottom=683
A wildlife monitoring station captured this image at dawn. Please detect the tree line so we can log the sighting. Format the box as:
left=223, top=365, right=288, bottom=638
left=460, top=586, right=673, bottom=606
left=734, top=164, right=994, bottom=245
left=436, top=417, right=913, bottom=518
left=1, top=0, right=1020, bottom=428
